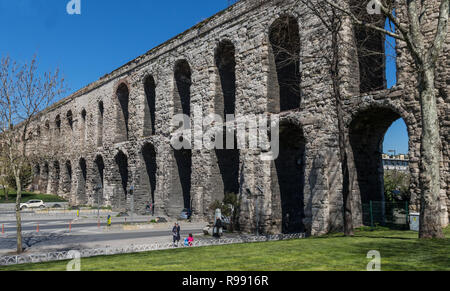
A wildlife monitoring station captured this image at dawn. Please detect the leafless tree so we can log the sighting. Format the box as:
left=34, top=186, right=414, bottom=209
left=0, top=55, right=66, bottom=253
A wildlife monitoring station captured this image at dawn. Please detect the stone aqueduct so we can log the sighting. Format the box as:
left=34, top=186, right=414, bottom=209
left=23, top=0, right=448, bottom=235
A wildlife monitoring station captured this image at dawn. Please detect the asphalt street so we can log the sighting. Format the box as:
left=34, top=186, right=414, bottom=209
left=0, top=211, right=207, bottom=255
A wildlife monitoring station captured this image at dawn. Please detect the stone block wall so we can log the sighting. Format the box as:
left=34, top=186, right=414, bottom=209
left=20, top=0, right=449, bottom=236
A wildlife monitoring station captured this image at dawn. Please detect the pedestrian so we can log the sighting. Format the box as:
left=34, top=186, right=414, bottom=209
left=172, top=223, right=178, bottom=247
left=176, top=222, right=181, bottom=245
left=213, top=217, right=223, bottom=238
left=188, top=233, right=194, bottom=246
left=107, top=215, right=112, bottom=229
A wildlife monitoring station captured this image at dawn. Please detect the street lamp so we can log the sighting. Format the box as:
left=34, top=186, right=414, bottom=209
left=129, top=185, right=135, bottom=222
left=94, top=183, right=102, bottom=223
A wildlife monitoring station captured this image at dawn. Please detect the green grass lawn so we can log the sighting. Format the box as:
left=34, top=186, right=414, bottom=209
left=1, top=227, right=449, bottom=271
left=0, top=189, right=67, bottom=204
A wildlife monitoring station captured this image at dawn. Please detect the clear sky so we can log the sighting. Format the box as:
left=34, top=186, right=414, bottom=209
left=0, top=0, right=408, bottom=154
left=384, top=15, right=409, bottom=155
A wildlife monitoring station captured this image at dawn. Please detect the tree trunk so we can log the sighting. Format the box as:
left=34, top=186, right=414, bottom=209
left=331, top=18, right=354, bottom=236
left=15, top=174, right=23, bottom=254
left=418, top=66, right=444, bottom=239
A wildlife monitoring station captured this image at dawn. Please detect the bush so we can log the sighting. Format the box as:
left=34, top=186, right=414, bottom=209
left=384, top=170, right=410, bottom=202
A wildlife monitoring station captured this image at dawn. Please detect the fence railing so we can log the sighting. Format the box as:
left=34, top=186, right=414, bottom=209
left=362, top=201, right=409, bottom=229
left=0, top=233, right=305, bottom=267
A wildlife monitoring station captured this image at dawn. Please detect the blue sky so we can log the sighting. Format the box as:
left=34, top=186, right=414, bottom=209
left=384, top=16, right=409, bottom=155
left=0, top=0, right=408, bottom=154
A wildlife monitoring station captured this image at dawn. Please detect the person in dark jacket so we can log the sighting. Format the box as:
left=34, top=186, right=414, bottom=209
left=172, top=223, right=178, bottom=247
left=176, top=223, right=181, bottom=244
left=213, top=218, right=223, bottom=238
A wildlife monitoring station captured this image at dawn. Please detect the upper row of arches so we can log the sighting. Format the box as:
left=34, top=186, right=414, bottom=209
left=32, top=12, right=390, bottom=144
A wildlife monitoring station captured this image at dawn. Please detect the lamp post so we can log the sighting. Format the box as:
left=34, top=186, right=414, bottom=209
left=94, top=183, right=102, bottom=223
left=129, top=185, right=134, bottom=223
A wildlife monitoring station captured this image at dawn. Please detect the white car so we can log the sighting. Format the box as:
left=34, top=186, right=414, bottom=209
left=20, top=200, right=46, bottom=210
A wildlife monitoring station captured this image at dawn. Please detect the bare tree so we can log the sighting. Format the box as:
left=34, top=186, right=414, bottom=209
left=0, top=55, right=66, bottom=253
left=305, top=0, right=448, bottom=238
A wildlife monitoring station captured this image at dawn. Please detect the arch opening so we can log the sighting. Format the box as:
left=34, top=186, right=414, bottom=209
left=349, top=1, right=389, bottom=93
left=66, top=111, right=73, bottom=131
left=268, top=15, right=301, bottom=113
left=40, top=162, right=49, bottom=193
left=141, top=143, right=157, bottom=209
left=78, top=158, right=87, bottom=204
left=114, top=151, right=129, bottom=210
left=97, top=101, right=104, bottom=147
left=211, top=131, right=240, bottom=207
left=116, top=83, right=130, bottom=142
left=80, top=109, right=87, bottom=146
left=169, top=148, right=192, bottom=217
left=215, top=40, right=236, bottom=119
left=51, top=161, right=60, bottom=194
left=271, top=122, right=306, bottom=234
left=94, top=155, right=105, bottom=205
left=174, top=60, right=192, bottom=117
left=32, top=164, right=41, bottom=192
left=55, top=115, right=61, bottom=135
left=349, top=107, right=410, bottom=226
left=62, top=161, right=72, bottom=198
left=144, top=76, right=156, bottom=136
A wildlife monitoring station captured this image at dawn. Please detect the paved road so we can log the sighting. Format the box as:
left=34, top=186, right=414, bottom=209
left=0, top=219, right=166, bottom=234
left=0, top=215, right=207, bottom=255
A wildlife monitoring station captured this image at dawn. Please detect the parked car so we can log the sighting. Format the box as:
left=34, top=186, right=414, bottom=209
left=179, top=208, right=192, bottom=220
left=20, top=200, right=46, bottom=210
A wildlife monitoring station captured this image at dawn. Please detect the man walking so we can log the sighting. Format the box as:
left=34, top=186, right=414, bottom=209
left=172, top=222, right=181, bottom=247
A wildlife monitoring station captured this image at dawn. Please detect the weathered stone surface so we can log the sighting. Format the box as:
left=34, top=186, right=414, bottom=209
left=22, top=0, right=449, bottom=236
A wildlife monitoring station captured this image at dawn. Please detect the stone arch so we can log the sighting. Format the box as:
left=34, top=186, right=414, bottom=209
left=139, top=143, right=157, bottom=210
left=268, top=14, right=301, bottom=113
left=41, top=162, right=49, bottom=193
left=77, top=158, right=88, bottom=205
left=61, top=160, right=72, bottom=199
left=114, top=150, right=129, bottom=210
left=271, top=121, right=306, bottom=234
left=66, top=110, right=73, bottom=131
left=50, top=161, right=61, bottom=194
left=94, top=155, right=105, bottom=205
left=44, top=120, right=50, bottom=139
left=80, top=109, right=87, bottom=146
left=169, top=148, right=192, bottom=217
left=97, top=101, right=104, bottom=147
left=349, top=1, right=387, bottom=93
left=174, top=60, right=192, bottom=117
left=348, top=105, right=411, bottom=226
left=143, top=75, right=157, bottom=136
left=115, top=82, right=130, bottom=143
left=210, top=131, right=240, bottom=209
left=32, top=164, right=41, bottom=192
left=55, top=115, right=61, bottom=135
left=215, top=39, right=236, bottom=119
